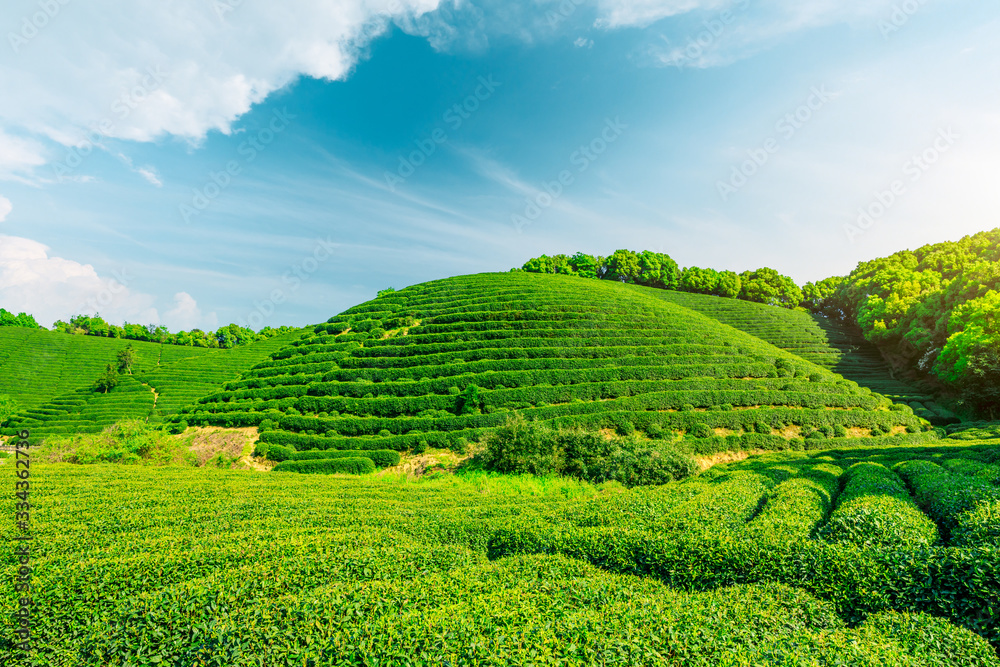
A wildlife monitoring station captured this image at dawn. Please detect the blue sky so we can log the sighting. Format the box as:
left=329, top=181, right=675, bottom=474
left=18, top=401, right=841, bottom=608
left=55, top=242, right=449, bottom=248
left=1, top=0, right=998, bottom=330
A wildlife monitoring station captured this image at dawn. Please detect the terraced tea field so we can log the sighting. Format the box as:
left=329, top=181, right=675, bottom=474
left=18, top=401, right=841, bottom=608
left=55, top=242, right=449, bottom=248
left=0, top=328, right=210, bottom=410
left=183, top=273, right=931, bottom=460
left=652, top=290, right=934, bottom=405
left=0, top=330, right=305, bottom=440
left=2, top=439, right=999, bottom=665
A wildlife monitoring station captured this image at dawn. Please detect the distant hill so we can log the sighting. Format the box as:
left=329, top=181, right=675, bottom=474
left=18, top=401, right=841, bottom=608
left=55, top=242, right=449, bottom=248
left=0, top=328, right=306, bottom=439
left=649, top=291, right=930, bottom=401
left=0, top=327, right=211, bottom=410
left=178, top=272, right=932, bottom=456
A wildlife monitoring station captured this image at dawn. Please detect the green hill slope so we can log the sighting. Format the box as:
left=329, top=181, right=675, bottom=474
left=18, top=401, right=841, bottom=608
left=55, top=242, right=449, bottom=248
left=138, top=329, right=307, bottom=419
left=0, top=327, right=210, bottom=410
left=651, top=290, right=931, bottom=402
left=180, top=273, right=931, bottom=455
left=1, top=329, right=306, bottom=440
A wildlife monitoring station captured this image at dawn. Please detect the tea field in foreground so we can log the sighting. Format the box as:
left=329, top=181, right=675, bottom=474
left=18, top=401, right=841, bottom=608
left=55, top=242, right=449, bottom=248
left=2, top=437, right=999, bottom=666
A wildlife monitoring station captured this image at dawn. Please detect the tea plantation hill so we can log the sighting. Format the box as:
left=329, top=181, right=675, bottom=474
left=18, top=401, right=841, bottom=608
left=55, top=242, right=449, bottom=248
left=650, top=290, right=962, bottom=426
left=178, top=272, right=933, bottom=457
left=0, top=328, right=305, bottom=440
left=0, top=326, right=211, bottom=410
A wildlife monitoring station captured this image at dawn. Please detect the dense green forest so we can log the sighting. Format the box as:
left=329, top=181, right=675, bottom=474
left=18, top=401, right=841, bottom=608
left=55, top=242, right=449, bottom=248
left=808, top=229, right=1000, bottom=418
left=519, top=232, right=1000, bottom=418
left=0, top=308, right=39, bottom=328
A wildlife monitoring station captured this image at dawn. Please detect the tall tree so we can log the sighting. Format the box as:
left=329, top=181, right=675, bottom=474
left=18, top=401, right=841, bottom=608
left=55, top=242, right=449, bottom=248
left=92, top=364, right=120, bottom=394
left=116, top=344, right=137, bottom=375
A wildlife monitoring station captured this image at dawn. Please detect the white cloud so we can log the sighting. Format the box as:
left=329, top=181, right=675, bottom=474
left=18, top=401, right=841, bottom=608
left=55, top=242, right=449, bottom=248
left=606, top=0, right=909, bottom=69
left=574, top=37, right=594, bottom=48
left=595, top=0, right=719, bottom=29
left=596, top=0, right=900, bottom=30
left=0, top=196, right=11, bottom=222
left=136, top=167, right=163, bottom=187
left=0, top=235, right=159, bottom=327
left=163, top=291, right=217, bottom=331
left=0, top=0, right=443, bottom=176
left=0, top=130, right=47, bottom=182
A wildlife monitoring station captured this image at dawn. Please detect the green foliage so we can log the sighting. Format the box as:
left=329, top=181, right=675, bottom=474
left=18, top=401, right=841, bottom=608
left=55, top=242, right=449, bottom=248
left=0, top=307, right=40, bottom=328
left=491, top=443, right=1000, bottom=648
left=51, top=312, right=297, bottom=349
left=817, top=462, right=939, bottom=549
left=291, top=448, right=400, bottom=468
left=520, top=250, right=807, bottom=309
left=92, top=363, right=120, bottom=394
left=272, top=456, right=376, bottom=475
left=806, top=228, right=1000, bottom=418
left=0, top=327, right=303, bottom=440
left=481, top=415, right=698, bottom=486
left=8, top=444, right=1000, bottom=664
left=116, top=343, right=137, bottom=374
left=32, top=419, right=192, bottom=465
left=264, top=444, right=296, bottom=462
left=0, top=394, right=17, bottom=424
left=480, top=415, right=562, bottom=476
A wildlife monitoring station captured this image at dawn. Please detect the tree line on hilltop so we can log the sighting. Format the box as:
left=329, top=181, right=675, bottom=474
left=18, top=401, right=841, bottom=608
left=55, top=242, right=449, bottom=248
left=517, top=250, right=804, bottom=309
left=0, top=309, right=293, bottom=350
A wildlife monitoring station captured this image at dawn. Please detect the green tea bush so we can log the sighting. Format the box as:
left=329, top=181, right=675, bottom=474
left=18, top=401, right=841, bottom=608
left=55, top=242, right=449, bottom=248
left=951, top=500, right=1000, bottom=548
left=272, top=457, right=375, bottom=475
left=265, top=444, right=296, bottom=462
left=292, top=448, right=401, bottom=468
left=818, top=462, right=939, bottom=549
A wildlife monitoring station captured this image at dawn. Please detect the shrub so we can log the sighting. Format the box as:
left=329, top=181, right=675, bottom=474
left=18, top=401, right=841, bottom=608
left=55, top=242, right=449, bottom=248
left=266, top=444, right=296, bottom=462
left=615, top=421, right=635, bottom=437
left=691, top=423, right=713, bottom=439
left=481, top=415, right=561, bottom=476
left=414, top=440, right=429, bottom=454
left=166, top=420, right=187, bottom=435
left=272, top=457, right=375, bottom=475
left=292, top=449, right=401, bottom=468
left=482, top=416, right=698, bottom=486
